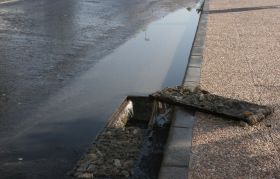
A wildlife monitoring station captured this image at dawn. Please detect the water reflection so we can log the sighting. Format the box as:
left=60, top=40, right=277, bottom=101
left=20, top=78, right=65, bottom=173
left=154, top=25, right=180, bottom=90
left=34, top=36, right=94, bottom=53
left=0, top=7, right=200, bottom=179
left=22, top=7, right=200, bottom=152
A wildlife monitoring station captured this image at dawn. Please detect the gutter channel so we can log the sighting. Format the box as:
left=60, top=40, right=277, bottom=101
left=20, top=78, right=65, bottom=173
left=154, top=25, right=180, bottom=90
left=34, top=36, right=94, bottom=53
left=71, top=0, right=209, bottom=178
left=158, top=0, right=209, bottom=178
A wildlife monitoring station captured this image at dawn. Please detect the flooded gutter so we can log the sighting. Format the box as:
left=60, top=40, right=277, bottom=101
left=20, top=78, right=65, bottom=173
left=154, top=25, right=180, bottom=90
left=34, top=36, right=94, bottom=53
left=71, top=1, right=206, bottom=178
left=71, top=97, right=174, bottom=178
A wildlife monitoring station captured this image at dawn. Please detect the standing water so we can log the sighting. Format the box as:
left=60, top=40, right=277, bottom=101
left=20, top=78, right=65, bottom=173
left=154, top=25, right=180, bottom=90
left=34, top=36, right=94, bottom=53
left=0, top=7, right=200, bottom=179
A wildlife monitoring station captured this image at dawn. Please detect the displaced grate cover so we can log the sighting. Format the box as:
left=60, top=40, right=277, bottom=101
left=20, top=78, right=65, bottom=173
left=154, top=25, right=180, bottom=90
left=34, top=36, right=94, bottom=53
left=150, top=86, right=273, bottom=125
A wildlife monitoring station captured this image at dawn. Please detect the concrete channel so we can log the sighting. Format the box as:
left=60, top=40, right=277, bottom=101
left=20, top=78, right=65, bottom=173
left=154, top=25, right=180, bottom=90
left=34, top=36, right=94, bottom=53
left=159, top=0, right=208, bottom=178
left=72, top=0, right=208, bottom=178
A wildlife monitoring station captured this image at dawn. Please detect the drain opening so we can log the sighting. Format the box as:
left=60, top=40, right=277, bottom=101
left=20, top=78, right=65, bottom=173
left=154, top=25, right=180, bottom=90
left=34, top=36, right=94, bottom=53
left=71, top=96, right=174, bottom=179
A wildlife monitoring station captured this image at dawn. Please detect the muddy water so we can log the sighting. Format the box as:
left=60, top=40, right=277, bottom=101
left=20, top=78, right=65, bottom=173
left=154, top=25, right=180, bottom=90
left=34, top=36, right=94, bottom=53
left=0, top=8, right=200, bottom=179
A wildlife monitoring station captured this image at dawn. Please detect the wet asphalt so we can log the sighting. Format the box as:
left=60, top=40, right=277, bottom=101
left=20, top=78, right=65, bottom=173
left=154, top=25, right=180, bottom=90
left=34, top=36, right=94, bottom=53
left=0, top=0, right=196, bottom=178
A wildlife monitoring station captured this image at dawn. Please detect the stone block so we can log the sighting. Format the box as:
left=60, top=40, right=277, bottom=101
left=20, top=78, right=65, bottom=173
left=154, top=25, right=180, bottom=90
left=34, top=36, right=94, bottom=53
left=183, top=81, right=199, bottom=90
left=193, top=37, right=205, bottom=47
left=184, top=67, right=201, bottom=83
left=191, top=46, right=204, bottom=56
left=161, top=127, right=192, bottom=166
left=172, top=108, right=195, bottom=128
left=188, top=55, right=203, bottom=68
left=158, top=166, right=188, bottom=179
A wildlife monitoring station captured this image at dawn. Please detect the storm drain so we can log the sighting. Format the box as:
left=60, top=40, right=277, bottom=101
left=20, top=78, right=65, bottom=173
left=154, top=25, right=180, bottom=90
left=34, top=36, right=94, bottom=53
left=71, top=96, right=173, bottom=178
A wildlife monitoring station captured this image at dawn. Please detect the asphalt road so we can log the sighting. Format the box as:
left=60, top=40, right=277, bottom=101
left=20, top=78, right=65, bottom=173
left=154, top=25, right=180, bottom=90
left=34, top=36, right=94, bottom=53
left=0, top=0, right=196, bottom=178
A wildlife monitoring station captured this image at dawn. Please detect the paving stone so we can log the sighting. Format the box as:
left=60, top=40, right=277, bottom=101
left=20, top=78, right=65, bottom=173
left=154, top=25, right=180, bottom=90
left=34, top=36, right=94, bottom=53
left=199, top=18, right=208, bottom=24
left=195, top=36, right=204, bottom=42
left=183, top=81, right=199, bottom=90
left=200, top=14, right=208, bottom=20
left=193, top=38, right=205, bottom=47
left=161, top=127, right=192, bottom=166
left=196, top=28, right=206, bottom=40
left=199, top=21, right=207, bottom=28
left=197, top=24, right=207, bottom=30
left=197, top=25, right=206, bottom=31
left=184, top=67, right=201, bottom=83
left=196, top=30, right=206, bottom=37
left=198, top=22, right=207, bottom=29
left=188, top=55, right=203, bottom=68
left=158, top=166, right=188, bottom=179
left=197, top=31, right=206, bottom=38
left=172, top=107, right=195, bottom=128
left=191, top=46, right=204, bottom=56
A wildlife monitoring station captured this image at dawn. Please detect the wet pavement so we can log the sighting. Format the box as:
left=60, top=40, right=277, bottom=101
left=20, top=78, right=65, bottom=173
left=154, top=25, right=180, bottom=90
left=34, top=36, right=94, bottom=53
left=0, top=0, right=198, bottom=178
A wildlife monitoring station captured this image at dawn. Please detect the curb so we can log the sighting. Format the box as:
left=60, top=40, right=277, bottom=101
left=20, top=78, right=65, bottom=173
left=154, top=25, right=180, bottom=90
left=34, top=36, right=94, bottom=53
left=158, top=1, right=209, bottom=178
left=183, top=0, right=209, bottom=89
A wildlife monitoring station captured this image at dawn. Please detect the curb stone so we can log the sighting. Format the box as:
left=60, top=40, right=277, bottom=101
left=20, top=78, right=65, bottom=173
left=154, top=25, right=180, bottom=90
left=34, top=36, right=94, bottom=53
left=158, top=0, right=209, bottom=178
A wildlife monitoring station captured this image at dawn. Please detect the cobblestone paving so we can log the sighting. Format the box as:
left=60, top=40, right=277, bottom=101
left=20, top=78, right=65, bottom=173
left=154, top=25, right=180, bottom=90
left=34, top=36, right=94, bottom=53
left=189, top=0, right=280, bottom=178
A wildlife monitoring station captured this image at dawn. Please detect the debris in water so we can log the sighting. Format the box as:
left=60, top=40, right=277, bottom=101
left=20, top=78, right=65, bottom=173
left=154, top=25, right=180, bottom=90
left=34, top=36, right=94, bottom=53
left=150, top=86, right=273, bottom=125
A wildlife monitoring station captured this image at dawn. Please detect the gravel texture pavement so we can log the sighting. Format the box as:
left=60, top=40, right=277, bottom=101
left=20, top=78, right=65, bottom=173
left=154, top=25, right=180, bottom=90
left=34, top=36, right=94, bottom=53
left=189, top=0, right=280, bottom=178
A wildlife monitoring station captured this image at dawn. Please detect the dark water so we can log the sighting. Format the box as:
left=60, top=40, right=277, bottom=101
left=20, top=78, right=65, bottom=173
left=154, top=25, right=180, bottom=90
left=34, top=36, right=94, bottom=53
left=0, top=1, right=200, bottom=178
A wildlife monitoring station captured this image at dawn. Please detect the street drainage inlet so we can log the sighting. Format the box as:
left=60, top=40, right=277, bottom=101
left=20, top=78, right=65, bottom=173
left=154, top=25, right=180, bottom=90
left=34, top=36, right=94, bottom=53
left=71, top=96, right=173, bottom=178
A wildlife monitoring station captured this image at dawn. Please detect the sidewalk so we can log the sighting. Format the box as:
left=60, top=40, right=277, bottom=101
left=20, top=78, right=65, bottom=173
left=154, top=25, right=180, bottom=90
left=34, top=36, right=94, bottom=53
left=189, top=0, right=280, bottom=178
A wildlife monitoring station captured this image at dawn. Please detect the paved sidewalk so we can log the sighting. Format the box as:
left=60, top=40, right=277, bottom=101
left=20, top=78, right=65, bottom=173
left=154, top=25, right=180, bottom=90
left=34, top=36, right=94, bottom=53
left=189, top=0, right=280, bottom=178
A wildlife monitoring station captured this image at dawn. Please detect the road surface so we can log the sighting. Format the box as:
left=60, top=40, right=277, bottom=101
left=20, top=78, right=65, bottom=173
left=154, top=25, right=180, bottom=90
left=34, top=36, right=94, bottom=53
left=0, top=0, right=196, bottom=178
